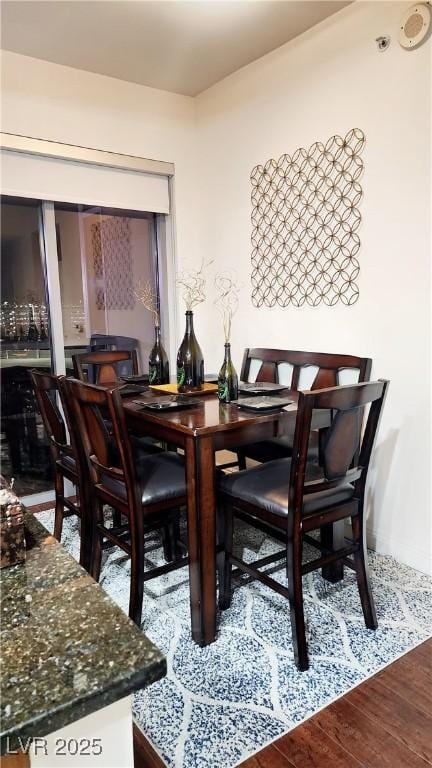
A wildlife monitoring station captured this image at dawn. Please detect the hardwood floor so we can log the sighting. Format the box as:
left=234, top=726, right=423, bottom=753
left=133, top=724, right=169, bottom=768
left=133, top=639, right=432, bottom=768
left=1, top=755, right=30, bottom=768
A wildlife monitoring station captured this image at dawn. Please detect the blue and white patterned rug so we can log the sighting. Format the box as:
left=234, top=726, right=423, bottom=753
left=37, top=509, right=432, bottom=768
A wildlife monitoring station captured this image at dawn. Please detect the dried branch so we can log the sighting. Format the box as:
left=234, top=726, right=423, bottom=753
left=214, top=271, right=241, bottom=343
left=177, top=259, right=213, bottom=311
left=134, top=280, right=160, bottom=327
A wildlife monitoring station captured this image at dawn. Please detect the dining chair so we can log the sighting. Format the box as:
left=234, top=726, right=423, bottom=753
left=66, top=378, right=188, bottom=626
left=72, top=348, right=160, bottom=459
left=218, top=379, right=389, bottom=671
left=237, top=349, right=372, bottom=467
left=31, top=370, right=91, bottom=568
left=72, top=349, right=139, bottom=384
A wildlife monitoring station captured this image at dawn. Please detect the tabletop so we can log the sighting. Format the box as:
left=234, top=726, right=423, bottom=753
left=123, top=390, right=301, bottom=437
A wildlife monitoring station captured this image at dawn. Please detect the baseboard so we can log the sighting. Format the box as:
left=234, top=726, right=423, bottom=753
left=366, top=525, right=431, bottom=576
left=342, top=521, right=431, bottom=576
left=21, top=490, right=55, bottom=508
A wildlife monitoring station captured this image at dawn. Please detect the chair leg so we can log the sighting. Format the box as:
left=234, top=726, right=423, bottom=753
left=216, top=501, right=224, bottom=595
left=53, top=472, right=64, bottom=541
left=352, top=515, right=377, bottom=630
left=321, top=521, right=344, bottom=582
left=112, top=508, right=122, bottom=528
left=287, top=538, right=309, bottom=671
left=237, top=451, right=247, bottom=471
left=90, top=501, right=103, bottom=582
left=129, top=530, right=145, bottom=627
left=172, top=518, right=183, bottom=561
left=218, top=501, right=233, bottom=610
left=161, top=524, right=172, bottom=562
left=161, top=514, right=183, bottom=562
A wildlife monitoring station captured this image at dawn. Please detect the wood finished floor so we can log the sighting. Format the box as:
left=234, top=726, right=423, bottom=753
left=133, top=638, right=432, bottom=768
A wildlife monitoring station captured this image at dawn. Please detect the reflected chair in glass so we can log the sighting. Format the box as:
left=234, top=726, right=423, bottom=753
left=31, top=370, right=91, bottom=568
left=218, top=380, right=389, bottom=671
left=87, top=335, right=141, bottom=383
left=66, top=378, right=188, bottom=626
left=72, top=349, right=139, bottom=385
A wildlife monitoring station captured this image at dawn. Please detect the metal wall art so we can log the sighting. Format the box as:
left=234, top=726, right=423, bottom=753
left=91, top=217, right=135, bottom=311
left=250, top=128, right=365, bottom=307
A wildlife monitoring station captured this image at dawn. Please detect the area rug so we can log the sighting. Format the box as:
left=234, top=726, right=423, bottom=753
left=36, top=509, right=432, bottom=768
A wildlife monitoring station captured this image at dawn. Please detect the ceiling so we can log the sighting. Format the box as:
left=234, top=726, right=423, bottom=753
left=1, top=1, right=351, bottom=97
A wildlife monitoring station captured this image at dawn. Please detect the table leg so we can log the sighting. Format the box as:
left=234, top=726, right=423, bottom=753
left=321, top=520, right=345, bottom=582
left=185, top=435, right=217, bottom=646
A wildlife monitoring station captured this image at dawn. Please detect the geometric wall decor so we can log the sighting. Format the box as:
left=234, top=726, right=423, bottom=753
left=250, top=128, right=365, bottom=307
left=91, top=217, right=135, bottom=310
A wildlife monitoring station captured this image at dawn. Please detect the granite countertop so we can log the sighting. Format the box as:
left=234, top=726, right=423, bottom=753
left=0, top=513, right=166, bottom=753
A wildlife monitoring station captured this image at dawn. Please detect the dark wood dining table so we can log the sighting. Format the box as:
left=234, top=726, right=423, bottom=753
left=123, top=389, right=337, bottom=647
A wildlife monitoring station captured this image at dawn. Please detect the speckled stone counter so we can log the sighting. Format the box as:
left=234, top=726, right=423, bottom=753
left=0, top=513, right=166, bottom=754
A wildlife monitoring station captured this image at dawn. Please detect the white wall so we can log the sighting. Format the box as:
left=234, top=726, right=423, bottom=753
left=0, top=49, right=199, bottom=350
left=195, top=1, right=431, bottom=573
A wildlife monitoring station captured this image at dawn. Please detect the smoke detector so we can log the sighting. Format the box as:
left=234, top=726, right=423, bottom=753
left=399, top=3, right=431, bottom=49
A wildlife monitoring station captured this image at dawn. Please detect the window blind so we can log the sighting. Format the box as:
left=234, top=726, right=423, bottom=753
left=1, top=148, right=170, bottom=214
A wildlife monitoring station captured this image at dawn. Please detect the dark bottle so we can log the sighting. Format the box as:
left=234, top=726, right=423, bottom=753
left=176, top=311, right=204, bottom=392
left=27, top=305, right=39, bottom=342
left=39, top=315, right=48, bottom=342
left=149, top=325, right=170, bottom=385
left=217, top=342, right=238, bottom=403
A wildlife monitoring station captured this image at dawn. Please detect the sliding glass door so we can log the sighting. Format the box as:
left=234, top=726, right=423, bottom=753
left=1, top=136, right=175, bottom=504
left=53, top=206, right=158, bottom=375
left=1, top=197, right=162, bottom=502
left=0, top=198, right=53, bottom=497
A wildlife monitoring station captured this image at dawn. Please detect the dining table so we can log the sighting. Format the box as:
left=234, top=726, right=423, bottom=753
left=123, top=388, right=338, bottom=648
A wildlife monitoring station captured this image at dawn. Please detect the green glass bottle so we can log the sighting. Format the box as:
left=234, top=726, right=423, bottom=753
left=217, top=342, right=238, bottom=403
left=176, top=311, right=204, bottom=392
left=149, top=325, right=170, bottom=385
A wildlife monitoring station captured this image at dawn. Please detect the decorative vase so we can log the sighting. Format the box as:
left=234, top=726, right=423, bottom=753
left=217, top=342, right=238, bottom=403
left=149, top=325, right=170, bottom=385
left=176, top=311, right=204, bottom=392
